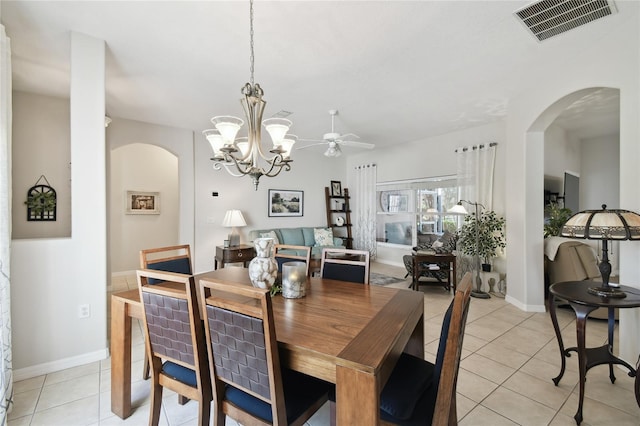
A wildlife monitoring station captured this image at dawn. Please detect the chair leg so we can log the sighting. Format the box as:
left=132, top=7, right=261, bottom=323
left=197, top=400, right=211, bottom=426
left=148, top=381, right=163, bottom=426
left=143, top=354, right=150, bottom=380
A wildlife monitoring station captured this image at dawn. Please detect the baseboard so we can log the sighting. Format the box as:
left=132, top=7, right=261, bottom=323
left=505, top=295, right=546, bottom=312
left=111, top=270, right=136, bottom=277
left=14, top=348, right=109, bottom=382
left=373, top=259, right=404, bottom=268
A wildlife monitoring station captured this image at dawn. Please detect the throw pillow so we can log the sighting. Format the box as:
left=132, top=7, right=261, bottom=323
left=314, top=228, right=334, bottom=246
left=259, top=230, right=280, bottom=245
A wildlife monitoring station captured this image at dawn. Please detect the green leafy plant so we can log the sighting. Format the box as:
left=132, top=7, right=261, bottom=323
left=544, top=203, right=573, bottom=238
left=269, top=284, right=282, bottom=296
left=457, top=210, right=506, bottom=265
left=25, top=191, right=56, bottom=216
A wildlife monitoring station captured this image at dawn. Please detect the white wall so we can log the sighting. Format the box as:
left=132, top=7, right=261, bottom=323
left=506, top=3, right=639, bottom=362
left=109, top=143, right=179, bottom=272
left=108, top=118, right=195, bottom=273
left=544, top=124, right=581, bottom=194
left=12, top=33, right=107, bottom=378
left=12, top=92, right=71, bottom=239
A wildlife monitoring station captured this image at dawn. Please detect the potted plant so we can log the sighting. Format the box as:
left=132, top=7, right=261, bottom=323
left=544, top=202, right=573, bottom=238
left=457, top=210, right=506, bottom=271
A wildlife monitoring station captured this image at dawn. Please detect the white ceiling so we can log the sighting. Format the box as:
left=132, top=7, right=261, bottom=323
left=1, top=0, right=624, bottom=153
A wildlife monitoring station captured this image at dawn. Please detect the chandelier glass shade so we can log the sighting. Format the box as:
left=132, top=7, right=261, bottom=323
left=203, top=0, right=294, bottom=190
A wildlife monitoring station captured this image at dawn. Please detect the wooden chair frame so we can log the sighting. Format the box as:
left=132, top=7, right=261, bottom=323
left=140, top=244, right=192, bottom=273
left=430, top=272, right=472, bottom=425
left=137, top=269, right=212, bottom=426
left=319, top=248, right=370, bottom=284
left=274, top=244, right=312, bottom=276
left=329, top=272, right=472, bottom=426
left=200, top=279, right=328, bottom=426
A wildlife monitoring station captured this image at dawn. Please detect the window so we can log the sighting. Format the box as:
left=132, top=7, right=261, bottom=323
left=376, top=176, right=460, bottom=247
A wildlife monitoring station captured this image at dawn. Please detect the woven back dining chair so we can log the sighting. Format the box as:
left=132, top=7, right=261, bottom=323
left=137, top=269, right=212, bottom=426
left=320, top=248, right=370, bottom=284
left=139, top=244, right=193, bottom=380
left=200, top=278, right=331, bottom=425
left=274, top=244, right=311, bottom=276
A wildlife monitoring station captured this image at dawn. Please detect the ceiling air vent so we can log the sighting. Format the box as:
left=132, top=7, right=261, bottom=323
left=515, top=0, right=617, bottom=42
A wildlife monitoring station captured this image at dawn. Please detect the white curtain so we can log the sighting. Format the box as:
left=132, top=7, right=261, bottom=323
left=0, top=24, right=13, bottom=423
left=353, top=164, right=377, bottom=259
left=456, top=143, right=497, bottom=209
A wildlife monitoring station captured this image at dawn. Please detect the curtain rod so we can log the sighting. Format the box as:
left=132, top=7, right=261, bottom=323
left=454, top=142, right=498, bottom=153
left=354, top=163, right=376, bottom=169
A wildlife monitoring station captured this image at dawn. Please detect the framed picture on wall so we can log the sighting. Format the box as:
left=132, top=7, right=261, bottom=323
left=330, top=180, right=342, bottom=196
left=268, top=189, right=304, bottom=217
left=126, top=191, right=160, bottom=214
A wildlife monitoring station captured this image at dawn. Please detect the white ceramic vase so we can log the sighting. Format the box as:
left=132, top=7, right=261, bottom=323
left=248, top=237, right=278, bottom=289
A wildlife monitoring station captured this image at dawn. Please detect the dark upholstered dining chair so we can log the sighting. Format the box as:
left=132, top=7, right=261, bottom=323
left=274, top=244, right=312, bottom=276
left=139, top=244, right=193, bottom=380
left=137, top=269, right=212, bottom=426
left=319, top=248, right=370, bottom=284
left=330, top=272, right=473, bottom=426
left=200, top=278, right=331, bottom=426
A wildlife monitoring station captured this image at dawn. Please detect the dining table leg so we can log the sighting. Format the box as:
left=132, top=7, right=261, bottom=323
left=335, top=366, right=379, bottom=425
left=110, top=295, right=133, bottom=419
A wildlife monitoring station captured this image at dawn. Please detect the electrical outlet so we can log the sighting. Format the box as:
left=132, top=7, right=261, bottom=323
left=78, top=304, right=90, bottom=319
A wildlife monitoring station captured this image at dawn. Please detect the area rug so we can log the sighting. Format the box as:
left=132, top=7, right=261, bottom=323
left=369, top=272, right=407, bottom=286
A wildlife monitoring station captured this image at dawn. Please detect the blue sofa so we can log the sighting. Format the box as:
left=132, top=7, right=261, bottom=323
left=248, top=227, right=344, bottom=259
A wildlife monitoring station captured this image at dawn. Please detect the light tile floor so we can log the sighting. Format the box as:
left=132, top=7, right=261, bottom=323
left=9, top=263, right=640, bottom=425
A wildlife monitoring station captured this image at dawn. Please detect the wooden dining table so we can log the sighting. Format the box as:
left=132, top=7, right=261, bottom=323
left=110, top=267, right=425, bottom=425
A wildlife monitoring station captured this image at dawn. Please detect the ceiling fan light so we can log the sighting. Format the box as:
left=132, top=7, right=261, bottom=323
left=263, top=118, right=292, bottom=145
left=324, top=145, right=341, bottom=157
left=211, top=115, right=244, bottom=143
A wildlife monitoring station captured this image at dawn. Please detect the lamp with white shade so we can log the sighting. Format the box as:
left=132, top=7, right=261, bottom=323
left=222, top=210, right=247, bottom=247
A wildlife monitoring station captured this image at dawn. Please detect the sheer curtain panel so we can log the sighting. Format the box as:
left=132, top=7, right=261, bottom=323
left=353, top=164, right=377, bottom=259
left=0, top=24, right=13, bottom=422
left=455, top=143, right=497, bottom=209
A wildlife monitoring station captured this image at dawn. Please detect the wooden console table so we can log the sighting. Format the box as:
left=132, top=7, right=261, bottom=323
left=214, top=244, right=255, bottom=269
left=548, top=281, right=640, bottom=424
left=411, top=252, right=456, bottom=291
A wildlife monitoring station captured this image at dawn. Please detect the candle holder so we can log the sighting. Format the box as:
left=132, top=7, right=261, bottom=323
left=282, top=261, right=307, bottom=298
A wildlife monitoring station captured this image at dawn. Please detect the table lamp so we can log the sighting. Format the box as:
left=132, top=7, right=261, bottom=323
left=222, top=209, right=246, bottom=247
left=561, top=204, right=640, bottom=298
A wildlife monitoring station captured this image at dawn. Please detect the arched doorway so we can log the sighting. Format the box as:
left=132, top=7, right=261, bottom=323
left=525, top=87, right=620, bottom=309
left=109, top=143, right=180, bottom=275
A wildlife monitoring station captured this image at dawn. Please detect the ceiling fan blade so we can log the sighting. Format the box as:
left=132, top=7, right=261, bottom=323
left=296, top=142, right=327, bottom=150
left=339, top=140, right=375, bottom=149
left=339, top=133, right=360, bottom=140
left=298, top=138, right=324, bottom=143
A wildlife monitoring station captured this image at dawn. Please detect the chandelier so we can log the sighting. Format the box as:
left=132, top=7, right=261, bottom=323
left=203, top=0, right=294, bottom=190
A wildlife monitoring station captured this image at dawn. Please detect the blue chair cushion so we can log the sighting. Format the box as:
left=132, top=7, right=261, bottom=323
left=322, top=263, right=366, bottom=284
left=224, top=368, right=330, bottom=423
left=379, top=353, right=435, bottom=420
left=162, top=361, right=196, bottom=387
left=434, top=300, right=454, bottom=382
left=147, top=257, right=191, bottom=284
left=380, top=380, right=438, bottom=426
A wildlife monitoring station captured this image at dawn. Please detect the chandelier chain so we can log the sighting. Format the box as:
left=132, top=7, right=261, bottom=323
left=249, top=0, right=255, bottom=86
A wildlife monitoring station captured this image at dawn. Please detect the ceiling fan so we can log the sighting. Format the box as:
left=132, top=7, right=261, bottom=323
left=298, top=110, right=375, bottom=157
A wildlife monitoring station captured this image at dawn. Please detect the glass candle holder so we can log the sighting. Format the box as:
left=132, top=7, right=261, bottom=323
left=282, top=261, right=307, bottom=299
